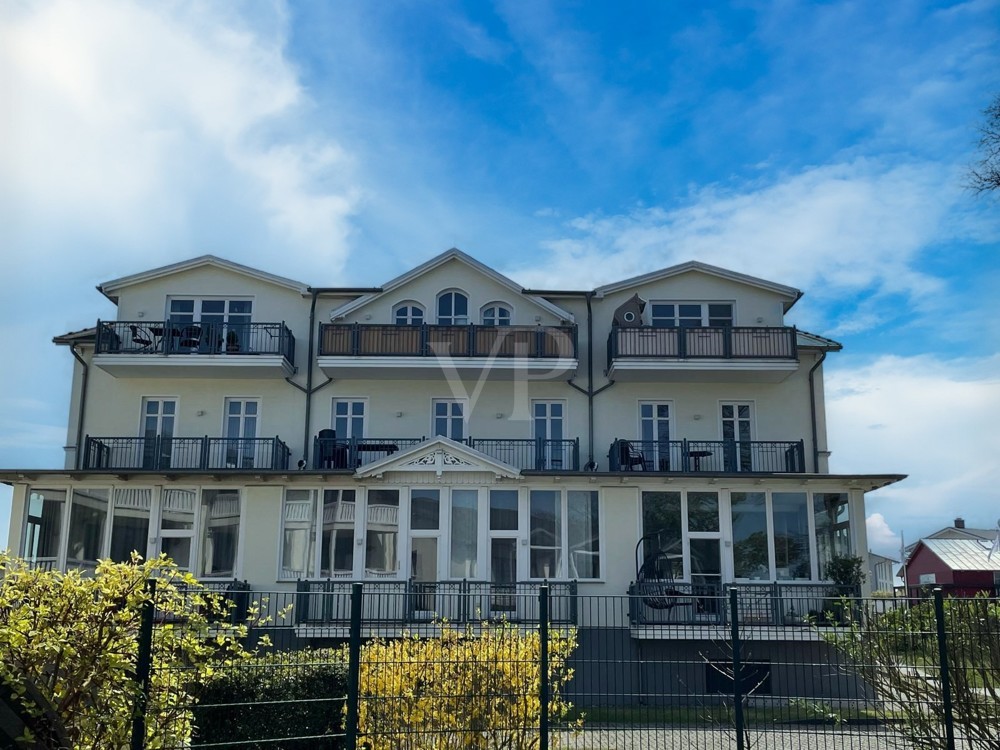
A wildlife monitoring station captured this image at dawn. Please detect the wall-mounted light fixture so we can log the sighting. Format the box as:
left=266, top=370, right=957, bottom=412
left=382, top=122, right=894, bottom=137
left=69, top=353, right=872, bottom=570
left=692, top=414, right=703, bottom=421
left=395, top=411, right=404, bottom=418
left=196, top=410, right=206, bottom=417
left=495, top=412, right=504, bottom=419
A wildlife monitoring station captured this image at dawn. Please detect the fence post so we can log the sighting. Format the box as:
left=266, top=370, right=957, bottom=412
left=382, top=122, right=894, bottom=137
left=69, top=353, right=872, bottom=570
left=130, top=579, right=156, bottom=750
left=730, top=587, right=745, bottom=750
left=933, top=588, right=956, bottom=750
left=346, top=582, right=363, bottom=750
left=539, top=585, right=550, bottom=750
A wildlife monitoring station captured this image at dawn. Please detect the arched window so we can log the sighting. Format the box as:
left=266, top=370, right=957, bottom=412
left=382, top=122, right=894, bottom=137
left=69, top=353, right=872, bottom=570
left=481, top=303, right=512, bottom=326
left=436, top=290, right=469, bottom=325
left=393, top=302, right=425, bottom=326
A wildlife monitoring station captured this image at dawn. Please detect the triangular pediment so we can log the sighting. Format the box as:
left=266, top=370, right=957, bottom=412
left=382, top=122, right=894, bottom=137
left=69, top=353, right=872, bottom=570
left=354, top=436, right=521, bottom=479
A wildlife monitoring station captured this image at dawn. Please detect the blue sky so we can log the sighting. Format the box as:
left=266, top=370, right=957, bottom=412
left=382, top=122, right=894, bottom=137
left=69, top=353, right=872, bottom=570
left=1, top=0, right=998, bottom=556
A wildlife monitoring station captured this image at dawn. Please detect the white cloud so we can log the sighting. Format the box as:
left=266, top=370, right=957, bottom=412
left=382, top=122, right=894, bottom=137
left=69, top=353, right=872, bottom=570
left=827, top=354, right=1000, bottom=535
left=0, top=0, right=358, bottom=276
left=865, top=513, right=901, bottom=559
left=506, top=160, right=965, bottom=315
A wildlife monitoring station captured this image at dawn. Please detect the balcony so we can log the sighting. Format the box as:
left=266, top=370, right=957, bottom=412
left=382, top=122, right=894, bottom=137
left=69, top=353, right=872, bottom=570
left=93, top=320, right=296, bottom=378
left=628, top=581, right=859, bottom=635
left=317, top=323, right=578, bottom=380
left=82, top=436, right=291, bottom=471
left=313, top=435, right=580, bottom=472
left=609, top=438, right=805, bottom=473
left=293, top=580, right=578, bottom=631
left=607, top=326, right=798, bottom=382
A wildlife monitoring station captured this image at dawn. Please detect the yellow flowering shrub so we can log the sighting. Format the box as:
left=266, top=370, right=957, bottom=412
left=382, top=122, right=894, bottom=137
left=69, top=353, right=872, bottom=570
left=356, top=621, right=581, bottom=749
left=0, top=551, right=264, bottom=749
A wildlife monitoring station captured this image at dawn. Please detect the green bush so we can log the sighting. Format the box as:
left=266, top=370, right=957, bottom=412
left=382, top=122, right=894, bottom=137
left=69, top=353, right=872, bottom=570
left=193, top=648, right=348, bottom=749
left=0, top=552, right=257, bottom=749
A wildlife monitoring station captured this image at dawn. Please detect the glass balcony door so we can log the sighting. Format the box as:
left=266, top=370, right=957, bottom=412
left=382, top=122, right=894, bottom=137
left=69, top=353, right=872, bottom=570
left=141, top=398, right=176, bottom=469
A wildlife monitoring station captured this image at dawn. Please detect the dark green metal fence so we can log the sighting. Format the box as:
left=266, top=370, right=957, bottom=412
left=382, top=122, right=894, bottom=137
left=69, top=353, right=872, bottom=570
left=132, top=586, right=1000, bottom=749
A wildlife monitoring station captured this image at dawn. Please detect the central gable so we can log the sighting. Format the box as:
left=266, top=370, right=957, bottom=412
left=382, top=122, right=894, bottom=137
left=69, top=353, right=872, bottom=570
left=329, top=248, right=574, bottom=325
left=355, top=436, right=521, bottom=480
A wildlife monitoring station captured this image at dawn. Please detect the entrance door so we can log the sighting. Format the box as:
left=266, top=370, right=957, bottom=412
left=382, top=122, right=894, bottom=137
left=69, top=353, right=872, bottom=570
left=410, top=489, right=441, bottom=616
left=488, top=489, right=519, bottom=614
left=141, top=398, right=176, bottom=469
left=721, top=402, right=754, bottom=471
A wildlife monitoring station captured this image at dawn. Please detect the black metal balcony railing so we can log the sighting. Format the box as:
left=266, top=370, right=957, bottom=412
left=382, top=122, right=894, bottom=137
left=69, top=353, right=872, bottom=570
left=608, top=326, right=797, bottom=361
left=294, top=579, right=578, bottom=626
left=319, top=323, right=577, bottom=359
left=95, top=320, right=296, bottom=362
left=628, top=581, right=860, bottom=626
left=83, top=436, right=291, bottom=471
left=313, top=436, right=581, bottom=471
left=609, top=438, right=805, bottom=473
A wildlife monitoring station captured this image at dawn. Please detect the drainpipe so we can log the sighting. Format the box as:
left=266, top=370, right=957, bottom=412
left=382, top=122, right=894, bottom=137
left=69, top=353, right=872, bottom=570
left=297, top=287, right=382, bottom=465
left=521, top=289, right=614, bottom=470
left=70, top=344, right=89, bottom=470
left=807, top=350, right=827, bottom=473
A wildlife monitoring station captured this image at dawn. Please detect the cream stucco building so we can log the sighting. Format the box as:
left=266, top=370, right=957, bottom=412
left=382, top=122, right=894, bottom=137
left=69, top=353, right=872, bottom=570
left=4, top=249, right=903, bottom=641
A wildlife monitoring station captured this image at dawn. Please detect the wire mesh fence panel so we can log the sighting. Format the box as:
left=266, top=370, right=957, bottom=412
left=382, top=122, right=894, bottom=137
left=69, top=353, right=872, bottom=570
left=131, top=588, right=1000, bottom=749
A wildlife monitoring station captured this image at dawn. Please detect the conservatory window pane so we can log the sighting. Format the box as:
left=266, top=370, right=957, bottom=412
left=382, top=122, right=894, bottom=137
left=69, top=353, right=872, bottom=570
left=567, top=491, right=600, bottom=579
left=24, top=489, right=66, bottom=569
left=67, top=489, right=108, bottom=569
left=201, top=490, right=241, bottom=577
left=731, top=492, right=769, bottom=580
left=772, top=492, right=810, bottom=580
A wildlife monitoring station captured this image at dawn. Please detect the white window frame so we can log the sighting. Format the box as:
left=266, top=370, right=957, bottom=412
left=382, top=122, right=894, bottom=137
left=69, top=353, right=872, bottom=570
left=724, top=489, right=816, bottom=582
left=638, top=489, right=722, bottom=583
left=392, top=301, right=425, bottom=326
left=222, top=398, right=260, bottom=439
left=278, top=487, right=406, bottom=581
left=436, top=289, right=470, bottom=325
left=480, top=302, right=513, bottom=326
left=650, top=301, right=734, bottom=327
left=24, top=484, right=243, bottom=579
left=165, top=296, right=255, bottom=324
left=431, top=398, right=468, bottom=441
left=332, top=398, right=368, bottom=439
left=526, top=488, right=602, bottom=581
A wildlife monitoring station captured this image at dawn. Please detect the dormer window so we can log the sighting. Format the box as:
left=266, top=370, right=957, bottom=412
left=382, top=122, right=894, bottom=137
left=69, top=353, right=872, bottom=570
left=481, top=303, right=511, bottom=326
left=393, top=302, right=425, bottom=326
left=650, top=302, right=733, bottom=328
left=437, top=290, right=469, bottom=325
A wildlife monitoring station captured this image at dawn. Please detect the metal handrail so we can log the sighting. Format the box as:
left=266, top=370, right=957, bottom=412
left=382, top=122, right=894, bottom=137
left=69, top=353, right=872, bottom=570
left=95, top=320, right=295, bottom=361
left=608, top=438, right=806, bottom=473
left=319, top=323, right=577, bottom=359
left=82, top=436, right=291, bottom=470
left=608, top=325, right=797, bottom=360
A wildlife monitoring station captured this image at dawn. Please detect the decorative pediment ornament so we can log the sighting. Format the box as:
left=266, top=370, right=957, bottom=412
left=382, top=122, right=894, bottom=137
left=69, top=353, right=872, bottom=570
left=354, top=437, right=520, bottom=480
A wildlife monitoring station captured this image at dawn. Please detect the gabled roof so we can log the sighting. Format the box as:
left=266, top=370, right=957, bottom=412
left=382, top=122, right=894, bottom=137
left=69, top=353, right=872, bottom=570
left=354, top=436, right=521, bottom=479
left=330, top=248, right=575, bottom=322
left=917, top=538, right=1000, bottom=572
left=593, top=261, right=803, bottom=312
left=98, top=255, right=309, bottom=304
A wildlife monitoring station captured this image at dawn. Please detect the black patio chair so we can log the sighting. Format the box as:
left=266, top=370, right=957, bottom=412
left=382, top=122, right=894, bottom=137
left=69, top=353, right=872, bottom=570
left=129, top=324, right=155, bottom=352
left=619, top=440, right=647, bottom=471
